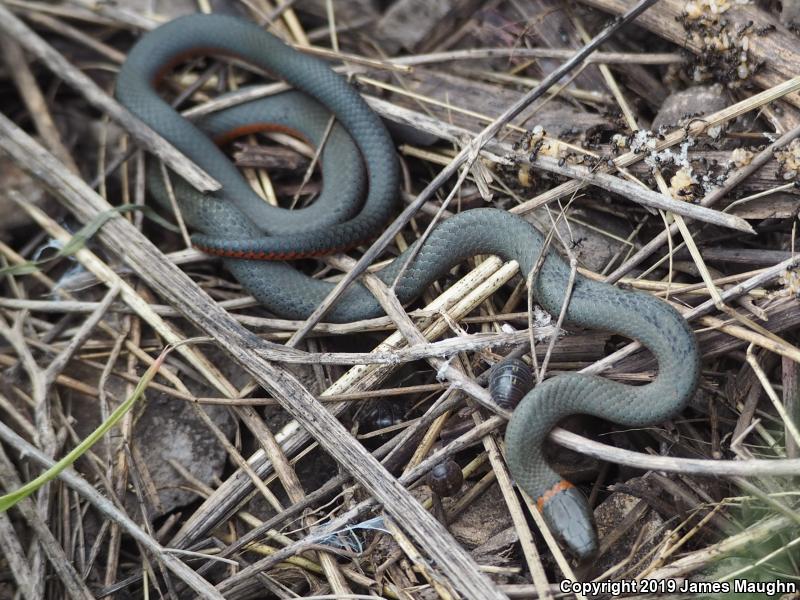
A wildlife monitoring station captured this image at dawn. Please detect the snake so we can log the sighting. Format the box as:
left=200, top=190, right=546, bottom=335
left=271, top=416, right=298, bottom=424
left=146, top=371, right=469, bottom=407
left=116, top=13, right=700, bottom=560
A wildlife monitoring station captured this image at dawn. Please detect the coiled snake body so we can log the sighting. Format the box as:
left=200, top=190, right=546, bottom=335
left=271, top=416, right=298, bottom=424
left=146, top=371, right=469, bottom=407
left=117, top=13, right=700, bottom=559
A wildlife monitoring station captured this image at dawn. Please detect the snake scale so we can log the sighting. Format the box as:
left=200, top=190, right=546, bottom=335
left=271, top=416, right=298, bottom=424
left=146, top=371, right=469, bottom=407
left=116, top=13, right=700, bottom=559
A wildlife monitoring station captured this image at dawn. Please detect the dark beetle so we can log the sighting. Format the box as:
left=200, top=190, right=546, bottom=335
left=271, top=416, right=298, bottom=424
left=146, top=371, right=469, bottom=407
left=489, top=358, right=533, bottom=410
left=427, top=460, right=463, bottom=497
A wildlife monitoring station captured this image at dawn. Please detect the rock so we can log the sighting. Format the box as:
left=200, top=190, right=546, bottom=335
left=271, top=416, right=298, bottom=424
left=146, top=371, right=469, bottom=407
left=131, top=393, right=234, bottom=515
left=651, top=84, right=729, bottom=132
left=472, top=526, right=519, bottom=567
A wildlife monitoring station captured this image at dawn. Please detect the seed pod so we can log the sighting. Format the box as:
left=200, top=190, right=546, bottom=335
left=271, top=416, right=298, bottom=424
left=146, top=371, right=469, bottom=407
left=489, top=358, right=533, bottom=410
left=427, top=461, right=463, bottom=497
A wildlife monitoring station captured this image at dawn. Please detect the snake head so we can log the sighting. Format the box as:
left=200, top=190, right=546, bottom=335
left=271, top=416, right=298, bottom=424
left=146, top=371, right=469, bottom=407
left=540, top=483, right=598, bottom=561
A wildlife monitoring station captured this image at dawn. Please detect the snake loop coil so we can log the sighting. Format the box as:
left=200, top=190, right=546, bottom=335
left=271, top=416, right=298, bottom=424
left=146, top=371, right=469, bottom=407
left=116, top=13, right=700, bottom=559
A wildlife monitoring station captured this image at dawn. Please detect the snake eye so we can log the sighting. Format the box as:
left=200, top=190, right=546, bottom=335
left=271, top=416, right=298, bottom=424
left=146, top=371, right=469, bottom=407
left=427, top=461, right=463, bottom=497
left=489, top=358, right=533, bottom=410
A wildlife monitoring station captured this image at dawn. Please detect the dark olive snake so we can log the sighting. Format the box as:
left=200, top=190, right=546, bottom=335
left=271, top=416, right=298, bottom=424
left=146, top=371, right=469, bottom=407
left=116, top=13, right=700, bottom=559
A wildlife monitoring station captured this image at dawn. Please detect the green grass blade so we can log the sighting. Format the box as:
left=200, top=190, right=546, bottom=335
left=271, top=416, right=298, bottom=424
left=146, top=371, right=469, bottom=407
left=0, top=346, right=170, bottom=512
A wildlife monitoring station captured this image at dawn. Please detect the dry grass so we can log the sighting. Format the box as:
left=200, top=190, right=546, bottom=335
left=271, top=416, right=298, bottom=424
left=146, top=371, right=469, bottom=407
left=0, top=1, right=799, bottom=599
